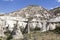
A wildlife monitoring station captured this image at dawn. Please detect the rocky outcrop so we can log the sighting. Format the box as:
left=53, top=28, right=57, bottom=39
left=0, top=16, right=27, bottom=40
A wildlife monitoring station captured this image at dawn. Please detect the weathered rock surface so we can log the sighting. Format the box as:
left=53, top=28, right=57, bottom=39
left=0, top=16, right=27, bottom=40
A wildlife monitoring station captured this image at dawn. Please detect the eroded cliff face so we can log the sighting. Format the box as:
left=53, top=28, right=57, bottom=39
left=0, top=16, right=28, bottom=40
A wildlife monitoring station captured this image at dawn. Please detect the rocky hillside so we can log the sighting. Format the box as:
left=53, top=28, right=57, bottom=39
left=50, top=7, right=60, bottom=16
left=7, top=5, right=52, bottom=20
left=0, top=5, right=60, bottom=40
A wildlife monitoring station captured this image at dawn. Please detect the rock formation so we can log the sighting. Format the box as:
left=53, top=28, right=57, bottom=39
left=0, top=16, right=27, bottom=40
left=0, top=5, right=60, bottom=40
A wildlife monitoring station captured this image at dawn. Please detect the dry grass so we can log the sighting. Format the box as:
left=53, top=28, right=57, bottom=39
left=23, top=31, right=60, bottom=40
